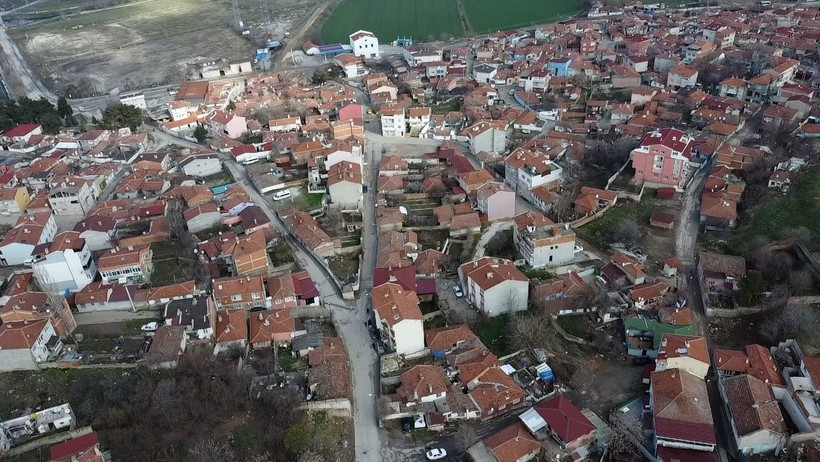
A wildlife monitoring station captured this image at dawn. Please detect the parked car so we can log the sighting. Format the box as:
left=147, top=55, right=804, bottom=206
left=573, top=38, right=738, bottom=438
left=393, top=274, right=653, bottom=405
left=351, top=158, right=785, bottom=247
left=574, top=245, right=584, bottom=253
left=452, top=285, right=464, bottom=298
left=426, top=448, right=447, bottom=461
left=402, top=417, right=413, bottom=434
left=140, top=322, right=159, bottom=332
left=273, top=189, right=292, bottom=201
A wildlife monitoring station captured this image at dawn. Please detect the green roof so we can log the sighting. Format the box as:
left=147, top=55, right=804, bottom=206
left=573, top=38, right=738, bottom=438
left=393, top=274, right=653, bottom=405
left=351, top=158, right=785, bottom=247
left=623, top=318, right=693, bottom=349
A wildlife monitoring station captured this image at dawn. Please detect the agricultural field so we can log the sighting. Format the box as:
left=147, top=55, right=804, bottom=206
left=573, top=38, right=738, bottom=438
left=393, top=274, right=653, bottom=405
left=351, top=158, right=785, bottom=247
left=321, top=0, right=580, bottom=44
left=6, top=0, right=315, bottom=96
left=321, top=0, right=464, bottom=44
left=462, top=0, right=580, bottom=34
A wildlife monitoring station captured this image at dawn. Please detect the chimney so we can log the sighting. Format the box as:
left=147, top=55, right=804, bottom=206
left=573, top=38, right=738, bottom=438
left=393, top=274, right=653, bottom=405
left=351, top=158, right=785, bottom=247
left=487, top=272, right=493, bottom=279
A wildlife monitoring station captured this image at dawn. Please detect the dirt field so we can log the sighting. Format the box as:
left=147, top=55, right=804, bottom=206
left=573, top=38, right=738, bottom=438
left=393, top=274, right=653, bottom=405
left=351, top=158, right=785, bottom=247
left=7, top=0, right=319, bottom=96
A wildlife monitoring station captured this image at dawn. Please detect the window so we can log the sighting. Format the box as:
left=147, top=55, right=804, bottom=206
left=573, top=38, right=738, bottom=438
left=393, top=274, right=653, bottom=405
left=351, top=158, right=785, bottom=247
left=231, top=295, right=242, bottom=302
left=252, top=292, right=261, bottom=300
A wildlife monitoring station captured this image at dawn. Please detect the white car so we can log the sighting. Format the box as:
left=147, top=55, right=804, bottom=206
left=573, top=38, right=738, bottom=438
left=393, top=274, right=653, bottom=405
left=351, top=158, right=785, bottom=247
left=140, top=322, right=159, bottom=332
left=574, top=245, right=584, bottom=253
left=426, top=448, right=447, bottom=461
left=452, top=285, right=464, bottom=298
left=272, top=189, right=292, bottom=201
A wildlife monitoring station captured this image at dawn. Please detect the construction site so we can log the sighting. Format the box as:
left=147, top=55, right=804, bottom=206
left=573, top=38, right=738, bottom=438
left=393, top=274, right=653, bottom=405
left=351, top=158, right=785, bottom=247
left=1, top=0, right=322, bottom=97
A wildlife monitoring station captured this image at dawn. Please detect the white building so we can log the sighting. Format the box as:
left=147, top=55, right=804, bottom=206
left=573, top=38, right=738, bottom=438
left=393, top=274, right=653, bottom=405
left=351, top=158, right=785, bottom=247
left=513, top=212, right=576, bottom=268
left=327, top=161, right=363, bottom=210
left=459, top=257, right=529, bottom=317
left=178, top=153, right=223, bottom=177
left=372, top=283, right=424, bottom=356
left=350, top=30, right=379, bottom=59
left=380, top=105, right=406, bottom=137
left=32, top=232, right=96, bottom=293
left=119, top=92, right=148, bottom=110
left=473, top=64, right=498, bottom=84
left=0, top=319, right=62, bottom=371
left=0, top=213, right=59, bottom=266
left=48, top=178, right=95, bottom=215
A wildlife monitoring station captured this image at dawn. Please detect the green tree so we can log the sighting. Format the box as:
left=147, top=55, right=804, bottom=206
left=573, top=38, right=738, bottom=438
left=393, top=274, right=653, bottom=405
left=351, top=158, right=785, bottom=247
left=57, top=96, right=73, bottom=118
left=737, top=270, right=767, bottom=306
left=101, top=104, right=144, bottom=131
left=39, top=112, right=63, bottom=134
left=193, top=124, right=208, bottom=143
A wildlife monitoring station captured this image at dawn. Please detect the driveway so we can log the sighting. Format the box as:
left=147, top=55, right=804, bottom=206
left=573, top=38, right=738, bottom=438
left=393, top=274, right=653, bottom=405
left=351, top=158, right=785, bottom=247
left=472, top=220, right=514, bottom=259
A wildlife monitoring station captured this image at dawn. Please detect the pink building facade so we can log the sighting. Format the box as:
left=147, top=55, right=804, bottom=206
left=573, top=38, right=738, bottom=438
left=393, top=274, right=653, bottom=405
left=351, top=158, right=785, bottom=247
left=631, top=129, right=694, bottom=190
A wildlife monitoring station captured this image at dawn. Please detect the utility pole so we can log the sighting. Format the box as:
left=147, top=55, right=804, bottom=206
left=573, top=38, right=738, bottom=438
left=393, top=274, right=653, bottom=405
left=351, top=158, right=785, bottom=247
left=231, top=0, right=242, bottom=30
left=260, top=0, right=271, bottom=34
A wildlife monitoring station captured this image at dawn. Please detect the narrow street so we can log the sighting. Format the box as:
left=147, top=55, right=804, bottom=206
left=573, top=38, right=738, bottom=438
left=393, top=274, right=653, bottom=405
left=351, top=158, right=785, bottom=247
left=223, top=154, right=386, bottom=462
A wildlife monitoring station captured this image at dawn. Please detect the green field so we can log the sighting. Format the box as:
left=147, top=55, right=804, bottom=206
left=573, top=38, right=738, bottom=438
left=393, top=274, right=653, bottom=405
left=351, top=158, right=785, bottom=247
left=322, top=0, right=579, bottom=44
left=322, top=0, right=464, bottom=44
left=463, top=0, right=579, bottom=34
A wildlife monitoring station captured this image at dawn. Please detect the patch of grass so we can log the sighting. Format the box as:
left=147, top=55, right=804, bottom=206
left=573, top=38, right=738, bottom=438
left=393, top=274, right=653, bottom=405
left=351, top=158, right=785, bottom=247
left=519, top=267, right=555, bottom=281
left=410, top=429, right=437, bottom=443
left=195, top=223, right=231, bottom=241
left=293, top=186, right=324, bottom=212
left=575, top=197, right=656, bottom=249
left=728, top=166, right=820, bottom=255
left=202, top=169, right=235, bottom=187
left=463, top=0, right=579, bottom=33
left=431, top=100, right=461, bottom=114
left=0, top=369, right=128, bottom=416
left=328, top=254, right=360, bottom=283
left=150, top=241, right=188, bottom=287
left=483, top=229, right=517, bottom=261
left=322, top=0, right=464, bottom=44
left=476, top=315, right=511, bottom=356
left=278, top=346, right=299, bottom=373
left=231, top=421, right=265, bottom=456
left=424, top=316, right=447, bottom=330
left=556, top=315, right=593, bottom=340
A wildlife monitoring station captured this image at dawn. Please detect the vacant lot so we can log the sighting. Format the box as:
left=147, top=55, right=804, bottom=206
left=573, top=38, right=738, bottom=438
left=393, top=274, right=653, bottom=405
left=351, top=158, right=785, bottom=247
left=8, top=0, right=315, bottom=96
left=729, top=165, right=820, bottom=255
left=321, top=0, right=463, bottom=44
left=462, top=0, right=579, bottom=34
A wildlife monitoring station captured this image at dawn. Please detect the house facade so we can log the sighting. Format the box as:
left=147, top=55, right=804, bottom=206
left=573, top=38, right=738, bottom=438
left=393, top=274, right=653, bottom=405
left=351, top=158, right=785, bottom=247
left=631, top=128, right=694, bottom=189
left=98, top=246, right=153, bottom=284
left=32, top=232, right=96, bottom=293
left=459, top=257, right=529, bottom=316
left=372, top=282, right=424, bottom=356
left=0, top=319, right=62, bottom=371
left=350, top=30, right=379, bottom=59
left=513, top=212, right=576, bottom=268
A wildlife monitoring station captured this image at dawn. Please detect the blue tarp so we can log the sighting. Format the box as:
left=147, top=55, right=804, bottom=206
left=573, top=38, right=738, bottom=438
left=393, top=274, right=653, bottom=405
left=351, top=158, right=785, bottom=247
left=210, top=183, right=235, bottom=195
left=536, top=363, right=554, bottom=382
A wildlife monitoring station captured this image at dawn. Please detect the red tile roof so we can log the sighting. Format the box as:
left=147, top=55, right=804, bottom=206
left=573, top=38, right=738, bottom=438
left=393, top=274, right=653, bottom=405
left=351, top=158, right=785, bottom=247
left=532, top=395, right=596, bottom=445
left=50, top=432, right=101, bottom=461
left=652, top=368, right=716, bottom=445
left=484, top=423, right=541, bottom=462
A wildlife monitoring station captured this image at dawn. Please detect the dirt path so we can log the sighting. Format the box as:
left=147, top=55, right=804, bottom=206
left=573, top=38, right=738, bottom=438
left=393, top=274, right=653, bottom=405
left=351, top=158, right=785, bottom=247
left=454, top=0, right=474, bottom=36
left=276, top=1, right=332, bottom=67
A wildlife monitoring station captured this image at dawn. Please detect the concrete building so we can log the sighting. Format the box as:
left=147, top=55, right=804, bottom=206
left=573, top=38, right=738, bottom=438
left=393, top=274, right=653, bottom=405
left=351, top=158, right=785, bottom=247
left=372, top=282, right=424, bottom=356
left=32, top=231, right=96, bottom=293
left=476, top=181, right=516, bottom=221
left=380, top=105, right=406, bottom=137
left=0, top=319, right=62, bottom=371
left=350, top=30, right=379, bottom=59
left=98, top=245, right=153, bottom=284
left=0, top=187, right=30, bottom=216
left=327, top=161, right=363, bottom=209
left=459, top=257, right=529, bottom=316
left=513, top=212, right=576, bottom=268
left=631, top=128, right=695, bottom=189
left=178, top=153, right=222, bottom=177
left=0, top=213, right=58, bottom=266
left=48, top=178, right=95, bottom=215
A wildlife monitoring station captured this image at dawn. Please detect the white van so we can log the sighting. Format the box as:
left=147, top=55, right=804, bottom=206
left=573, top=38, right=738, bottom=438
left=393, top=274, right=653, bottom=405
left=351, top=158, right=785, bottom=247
left=273, top=189, right=292, bottom=201
left=242, top=158, right=260, bottom=165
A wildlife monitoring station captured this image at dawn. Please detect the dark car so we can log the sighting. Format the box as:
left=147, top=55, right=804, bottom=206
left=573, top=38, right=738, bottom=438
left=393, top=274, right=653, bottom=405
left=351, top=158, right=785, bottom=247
left=402, top=417, right=413, bottom=434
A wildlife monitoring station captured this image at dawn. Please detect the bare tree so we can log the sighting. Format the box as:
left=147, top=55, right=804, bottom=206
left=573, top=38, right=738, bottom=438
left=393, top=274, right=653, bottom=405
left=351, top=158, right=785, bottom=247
left=322, top=206, right=344, bottom=235
left=760, top=304, right=818, bottom=344
left=610, top=219, right=641, bottom=247
left=789, top=269, right=814, bottom=295
left=166, top=199, right=206, bottom=286
left=504, top=289, right=521, bottom=314
left=187, top=438, right=235, bottom=462
left=405, top=181, right=423, bottom=194
left=296, top=451, right=324, bottom=462
left=507, top=311, right=550, bottom=352
left=455, top=422, right=478, bottom=451
left=551, top=190, right=575, bottom=223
